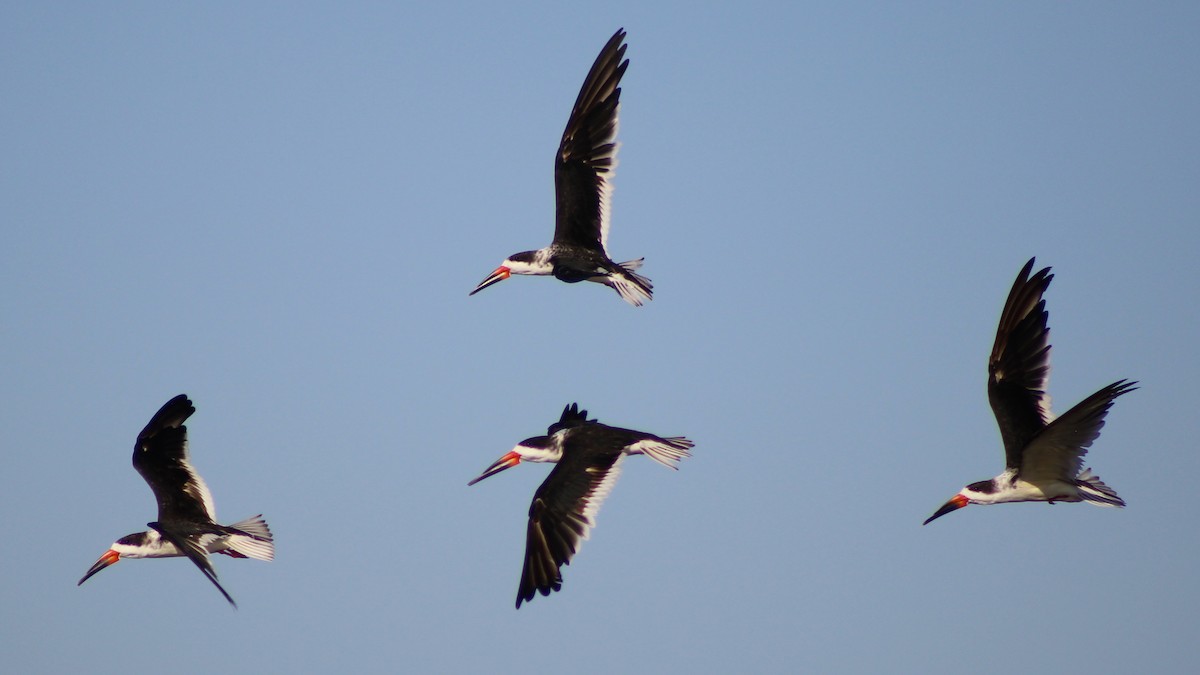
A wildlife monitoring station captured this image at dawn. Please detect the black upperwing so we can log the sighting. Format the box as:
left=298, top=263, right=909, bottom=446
left=987, top=258, right=1054, bottom=470
left=517, top=428, right=624, bottom=609
left=1019, top=380, right=1137, bottom=482
left=132, top=395, right=216, bottom=525
left=552, top=28, right=628, bottom=254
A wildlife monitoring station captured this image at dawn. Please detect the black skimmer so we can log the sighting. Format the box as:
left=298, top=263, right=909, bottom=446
left=468, top=28, right=653, bottom=306
left=78, top=394, right=274, bottom=607
left=468, top=403, right=693, bottom=608
left=924, top=258, right=1136, bottom=525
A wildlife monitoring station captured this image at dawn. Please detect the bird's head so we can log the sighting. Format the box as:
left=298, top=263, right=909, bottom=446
left=77, top=532, right=154, bottom=585
left=469, top=251, right=551, bottom=296
left=923, top=480, right=997, bottom=525
left=467, top=435, right=562, bottom=485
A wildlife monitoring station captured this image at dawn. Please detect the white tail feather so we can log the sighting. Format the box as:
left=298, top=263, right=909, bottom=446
left=224, top=515, right=275, bottom=561
left=627, top=437, right=694, bottom=469
left=606, top=259, right=653, bottom=306
left=1076, top=468, right=1125, bottom=507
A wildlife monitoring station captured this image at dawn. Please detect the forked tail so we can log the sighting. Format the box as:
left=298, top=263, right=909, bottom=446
left=629, top=436, right=694, bottom=469
left=606, top=258, right=653, bottom=306
left=219, top=515, right=275, bottom=561
left=1076, top=468, right=1125, bottom=507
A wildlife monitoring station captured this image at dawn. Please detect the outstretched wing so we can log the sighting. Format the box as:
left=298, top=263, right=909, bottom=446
left=132, top=395, right=216, bottom=524
left=553, top=28, right=628, bottom=255
left=1019, top=380, right=1137, bottom=482
left=987, top=258, right=1054, bottom=469
left=148, top=522, right=237, bottom=608
left=516, top=446, right=624, bottom=608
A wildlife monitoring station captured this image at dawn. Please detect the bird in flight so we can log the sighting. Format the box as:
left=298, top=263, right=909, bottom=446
left=78, top=394, right=274, bottom=607
left=924, top=258, right=1135, bottom=525
left=469, top=28, right=653, bottom=306
left=469, top=403, right=693, bottom=607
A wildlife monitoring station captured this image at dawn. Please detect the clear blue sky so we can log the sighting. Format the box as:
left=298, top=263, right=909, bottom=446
left=3, top=2, right=1197, bottom=673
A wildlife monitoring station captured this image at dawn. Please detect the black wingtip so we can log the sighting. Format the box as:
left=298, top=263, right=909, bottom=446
left=561, top=402, right=587, bottom=423
left=1011, top=257, right=1053, bottom=291
left=139, top=394, right=196, bottom=440
left=547, top=402, right=596, bottom=435
left=1110, top=379, right=1140, bottom=394
left=515, top=580, right=561, bottom=609
left=1019, top=256, right=1036, bottom=277
left=1095, top=379, right=1140, bottom=406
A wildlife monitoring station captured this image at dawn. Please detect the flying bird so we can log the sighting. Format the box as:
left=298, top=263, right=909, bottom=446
left=78, top=394, right=274, bottom=607
left=469, top=28, right=653, bottom=306
left=469, top=403, right=693, bottom=608
left=924, top=258, right=1136, bottom=525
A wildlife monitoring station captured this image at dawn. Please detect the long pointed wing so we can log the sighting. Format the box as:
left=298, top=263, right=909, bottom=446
left=132, top=395, right=217, bottom=524
left=516, top=449, right=624, bottom=608
left=988, top=258, right=1054, bottom=469
left=148, top=522, right=237, bottom=608
left=1020, top=380, right=1136, bottom=482
left=553, top=28, right=628, bottom=255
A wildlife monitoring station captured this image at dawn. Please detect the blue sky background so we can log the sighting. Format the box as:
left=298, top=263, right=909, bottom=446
left=3, top=2, right=1198, bottom=673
